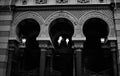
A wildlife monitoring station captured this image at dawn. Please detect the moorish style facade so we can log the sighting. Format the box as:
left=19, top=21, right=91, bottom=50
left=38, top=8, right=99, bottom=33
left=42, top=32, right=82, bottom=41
left=0, top=0, right=120, bottom=76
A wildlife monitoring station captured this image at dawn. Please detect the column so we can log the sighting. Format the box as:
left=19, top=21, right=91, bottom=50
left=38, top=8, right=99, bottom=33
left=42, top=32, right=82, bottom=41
left=7, top=47, right=14, bottom=76
left=40, top=48, right=47, bottom=76
left=110, top=41, right=119, bottom=76
left=7, top=40, right=18, bottom=76
left=75, top=49, right=82, bottom=76
left=111, top=48, right=118, bottom=76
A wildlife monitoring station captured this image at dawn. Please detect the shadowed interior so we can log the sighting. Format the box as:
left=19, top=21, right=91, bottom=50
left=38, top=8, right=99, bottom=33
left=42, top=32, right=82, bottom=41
left=15, top=19, right=40, bottom=72
left=82, top=18, right=113, bottom=73
left=17, top=18, right=40, bottom=40
left=49, top=18, right=74, bottom=49
left=49, top=18, right=74, bottom=76
left=83, top=18, right=109, bottom=39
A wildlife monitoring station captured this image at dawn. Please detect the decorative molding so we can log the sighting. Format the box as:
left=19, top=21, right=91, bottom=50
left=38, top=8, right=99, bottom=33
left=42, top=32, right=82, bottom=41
left=78, top=11, right=115, bottom=38
left=11, top=11, right=45, bottom=41
left=77, top=0, right=90, bottom=3
left=45, top=11, right=78, bottom=37
left=13, top=4, right=111, bottom=11
left=22, top=0, right=28, bottom=5
left=36, top=0, right=47, bottom=4
left=45, top=11, right=78, bottom=26
left=56, top=0, right=68, bottom=3
left=11, top=6, right=115, bottom=41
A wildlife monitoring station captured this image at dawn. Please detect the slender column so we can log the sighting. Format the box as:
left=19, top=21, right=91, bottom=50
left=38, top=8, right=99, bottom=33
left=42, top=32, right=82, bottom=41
left=40, top=48, right=47, bottom=76
left=7, top=49, right=13, bottom=76
left=7, top=40, right=18, bottom=76
left=111, top=48, right=118, bottom=76
left=75, top=49, right=82, bottom=76
left=110, top=41, right=118, bottom=76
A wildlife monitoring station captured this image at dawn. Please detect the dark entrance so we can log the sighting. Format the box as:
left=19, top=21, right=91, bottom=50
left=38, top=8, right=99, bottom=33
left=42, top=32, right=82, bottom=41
left=10, top=19, right=40, bottom=76
left=82, top=18, right=114, bottom=76
left=48, top=18, right=74, bottom=76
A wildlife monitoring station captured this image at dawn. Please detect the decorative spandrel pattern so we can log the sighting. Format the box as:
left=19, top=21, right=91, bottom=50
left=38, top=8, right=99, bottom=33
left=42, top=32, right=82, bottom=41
left=77, top=0, right=90, bottom=3
left=22, top=0, right=27, bottom=5
left=56, top=0, right=68, bottom=3
left=13, top=0, right=111, bottom=5
left=36, top=0, right=47, bottom=4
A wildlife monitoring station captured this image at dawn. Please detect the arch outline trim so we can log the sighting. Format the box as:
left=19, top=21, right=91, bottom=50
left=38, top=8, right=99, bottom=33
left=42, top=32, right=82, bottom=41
left=78, top=11, right=115, bottom=39
left=45, top=11, right=78, bottom=38
left=11, top=11, right=45, bottom=41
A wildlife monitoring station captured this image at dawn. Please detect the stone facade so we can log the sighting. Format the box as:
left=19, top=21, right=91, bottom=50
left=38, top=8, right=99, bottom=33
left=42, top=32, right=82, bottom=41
left=0, top=0, right=120, bottom=76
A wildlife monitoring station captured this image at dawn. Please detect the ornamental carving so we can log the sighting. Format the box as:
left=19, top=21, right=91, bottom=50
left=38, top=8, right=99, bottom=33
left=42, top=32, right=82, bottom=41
left=77, top=0, right=90, bottom=3
left=22, top=0, right=27, bottom=5
left=56, top=0, right=68, bottom=3
left=36, top=0, right=47, bottom=4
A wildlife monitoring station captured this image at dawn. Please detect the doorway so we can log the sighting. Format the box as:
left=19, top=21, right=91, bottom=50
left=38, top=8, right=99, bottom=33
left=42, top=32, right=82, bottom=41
left=82, top=18, right=114, bottom=76
left=48, top=18, right=74, bottom=76
left=10, top=18, right=40, bottom=76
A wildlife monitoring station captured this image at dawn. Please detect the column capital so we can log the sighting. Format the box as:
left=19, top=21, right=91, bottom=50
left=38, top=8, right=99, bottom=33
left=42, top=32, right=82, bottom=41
left=41, top=48, right=47, bottom=51
left=111, top=48, right=116, bottom=52
left=74, top=48, right=82, bottom=54
left=75, top=48, right=82, bottom=52
left=110, top=41, right=117, bottom=48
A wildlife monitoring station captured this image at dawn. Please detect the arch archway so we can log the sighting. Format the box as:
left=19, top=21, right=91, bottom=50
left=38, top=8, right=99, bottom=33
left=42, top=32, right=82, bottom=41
left=17, top=18, right=40, bottom=41
left=11, top=11, right=44, bottom=40
left=82, top=18, right=114, bottom=75
left=78, top=11, right=116, bottom=39
left=49, top=18, right=74, bottom=49
left=83, top=18, right=109, bottom=41
left=49, top=18, right=74, bottom=76
left=17, top=18, right=40, bottom=69
left=10, top=18, right=41, bottom=76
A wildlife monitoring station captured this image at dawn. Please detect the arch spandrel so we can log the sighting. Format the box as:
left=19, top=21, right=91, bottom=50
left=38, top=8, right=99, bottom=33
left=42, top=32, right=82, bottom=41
left=78, top=11, right=116, bottom=40
left=10, top=11, right=44, bottom=41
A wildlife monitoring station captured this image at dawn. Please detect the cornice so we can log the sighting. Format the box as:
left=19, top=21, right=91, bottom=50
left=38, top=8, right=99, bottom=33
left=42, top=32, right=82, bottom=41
left=12, top=4, right=112, bottom=12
